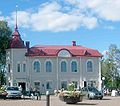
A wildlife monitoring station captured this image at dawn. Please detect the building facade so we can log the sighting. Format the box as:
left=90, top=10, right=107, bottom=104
left=6, top=27, right=102, bottom=94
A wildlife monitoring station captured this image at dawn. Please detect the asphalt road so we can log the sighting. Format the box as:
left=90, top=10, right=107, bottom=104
left=0, top=96, right=120, bottom=106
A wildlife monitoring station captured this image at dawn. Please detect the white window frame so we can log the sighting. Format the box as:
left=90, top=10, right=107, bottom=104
left=46, top=81, right=52, bottom=90
left=32, top=59, right=41, bottom=72
left=58, top=50, right=71, bottom=57
left=86, top=59, right=94, bottom=72
left=45, top=59, right=53, bottom=72
left=34, top=81, right=40, bottom=90
left=60, top=59, right=68, bottom=72
left=70, top=59, right=78, bottom=72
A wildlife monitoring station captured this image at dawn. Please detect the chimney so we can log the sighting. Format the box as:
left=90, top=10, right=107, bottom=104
left=72, top=41, right=76, bottom=46
left=26, top=41, right=30, bottom=49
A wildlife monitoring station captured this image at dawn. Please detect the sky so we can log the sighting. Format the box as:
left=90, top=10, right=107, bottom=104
left=0, top=0, right=120, bottom=54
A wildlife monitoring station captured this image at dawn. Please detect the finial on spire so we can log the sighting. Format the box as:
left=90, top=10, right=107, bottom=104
left=15, top=5, right=18, bottom=30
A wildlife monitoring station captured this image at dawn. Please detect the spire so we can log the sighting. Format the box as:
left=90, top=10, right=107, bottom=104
left=15, top=5, right=18, bottom=30
left=9, top=5, right=25, bottom=48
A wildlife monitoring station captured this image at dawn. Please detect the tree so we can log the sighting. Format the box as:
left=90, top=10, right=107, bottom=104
left=0, top=20, right=12, bottom=85
left=0, top=21, right=12, bottom=65
left=102, top=44, right=120, bottom=88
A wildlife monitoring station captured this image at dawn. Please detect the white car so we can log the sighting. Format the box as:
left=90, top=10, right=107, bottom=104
left=6, top=86, right=22, bottom=98
left=82, top=87, right=103, bottom=100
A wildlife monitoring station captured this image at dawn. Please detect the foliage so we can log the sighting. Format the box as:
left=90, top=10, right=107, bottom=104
left=102, top=44, right=120, bottom=88
left=0, top=20, right=12, bottom=85
left=68, top=83, right=75, bottom=91
left=59, top=83, right=84, bottom=104
left=59, top=82, right=83, bottom=97
left=0, top=21, right=12, bottom=65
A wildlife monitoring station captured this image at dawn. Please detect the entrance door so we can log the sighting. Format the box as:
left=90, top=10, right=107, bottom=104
left=18, top=82, right=26, bottom=91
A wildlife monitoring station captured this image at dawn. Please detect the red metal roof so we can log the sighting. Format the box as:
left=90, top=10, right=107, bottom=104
left=26, top=45, right=102, bottom=57
left=10, top=28, right=25, bottom=48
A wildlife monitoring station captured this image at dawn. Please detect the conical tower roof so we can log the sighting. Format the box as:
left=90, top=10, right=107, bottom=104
left=10, top=26, right=25, bottom=48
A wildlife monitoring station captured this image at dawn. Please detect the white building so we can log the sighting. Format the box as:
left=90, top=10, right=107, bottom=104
left=6, top=27, right=102, bottom=94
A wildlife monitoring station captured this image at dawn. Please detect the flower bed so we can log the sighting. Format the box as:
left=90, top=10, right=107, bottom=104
left=0, top=86, right=7, bottom=99
left=0, top=90, right=7, bottom=99
left=59, top=83, right=84, bottom=104
left=59, top=91, right=84, bottom=104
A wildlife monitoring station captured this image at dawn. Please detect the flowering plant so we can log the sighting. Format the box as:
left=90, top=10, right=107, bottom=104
left=59, top=83, right=84, bottom=104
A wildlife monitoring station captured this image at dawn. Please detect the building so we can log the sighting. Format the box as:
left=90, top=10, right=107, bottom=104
left=6, top=26, right=102, bottom=94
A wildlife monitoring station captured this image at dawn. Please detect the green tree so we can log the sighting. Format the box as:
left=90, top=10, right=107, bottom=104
left=102, top=44, right=120, bottom=88
left=0, top=20, right=12, bottom=85
left=0, top=21, right=12, bottom=65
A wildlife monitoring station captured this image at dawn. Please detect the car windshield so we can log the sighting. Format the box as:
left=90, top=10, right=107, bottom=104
left=88, top=87, right=98, bottom=92
left=7, top=87, right=19, bottom=91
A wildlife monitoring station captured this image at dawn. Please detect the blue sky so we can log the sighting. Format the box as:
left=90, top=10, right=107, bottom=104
left=0, top=0, right=120, bottom=54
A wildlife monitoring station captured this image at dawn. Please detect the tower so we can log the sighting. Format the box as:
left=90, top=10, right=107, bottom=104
left=6, top=6, right=27, bottom=88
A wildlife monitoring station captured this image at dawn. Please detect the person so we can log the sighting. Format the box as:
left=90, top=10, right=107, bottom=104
left=19, top=85, right=22, bottom=91
left=34, top=89, right=41, bottom=100
left=29, top=87, right=33, bottom=97
left=111, top=89, right=117, bottom=96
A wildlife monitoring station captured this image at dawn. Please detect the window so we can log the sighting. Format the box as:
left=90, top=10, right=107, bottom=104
left=33, top=61, right=40, bottom=72
left=61, top=61, right=67, bottom=72
left=61, top=81, right=67, bottom=90
left=17, top=64, right=20, bottom=72
left=71, top=61, right=77, bottom=72
left=23, top=63, right=26, bottom=72
left=34, top=82, right=40, bottom=90
left=87, top=61, right=93, bottom=72
left=46, top=61, right=52, bottom=72
left=8, top=64, right=10, bottom=73
left=46, top=81, right=52, bottom=89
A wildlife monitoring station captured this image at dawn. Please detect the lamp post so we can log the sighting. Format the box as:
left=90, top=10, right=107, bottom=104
left=102, top=77, right=105, bottom=95
left=102, top=77, right=105, bottom=88
left=46, top=91, right=50, bottom=106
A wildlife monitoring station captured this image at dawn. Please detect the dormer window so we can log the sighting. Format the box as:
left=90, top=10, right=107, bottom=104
left=58, top=50, right=71, bottom=57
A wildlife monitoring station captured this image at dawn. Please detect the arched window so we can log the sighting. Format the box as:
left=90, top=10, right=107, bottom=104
left=87, top=61, right=93, bottom=72
left=33, top=61, right=40, bottom=72
left=61, top=61, right=67, bottom=72
left=46, top=61, right=52, bottom=72
left=71, top=61, right=77, bottom=72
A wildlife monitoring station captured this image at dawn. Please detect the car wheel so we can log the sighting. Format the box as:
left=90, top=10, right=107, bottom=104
left=88, top=94, right=92, bottom=100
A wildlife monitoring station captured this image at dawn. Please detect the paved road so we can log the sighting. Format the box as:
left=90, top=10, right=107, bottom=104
left=0, top=96, right=120, bottom=106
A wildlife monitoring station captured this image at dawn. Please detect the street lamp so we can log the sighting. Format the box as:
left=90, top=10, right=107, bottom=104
left=102, top=77, right=105, bottom=91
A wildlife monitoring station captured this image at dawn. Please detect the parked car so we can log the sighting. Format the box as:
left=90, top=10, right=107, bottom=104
left=6, top=86, right=22, bottom=98
left=82, top=86, right=103, bottom=100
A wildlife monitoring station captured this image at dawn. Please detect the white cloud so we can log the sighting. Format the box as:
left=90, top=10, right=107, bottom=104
left=7, top=1, right=97, bottom=32
left=102, top=50, right=108, bottom=55
left=65, top=0, right=120, bottom=21
left=4, top=0, right=120, bottom=32
left=102, top=50, right=109, bottom=58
